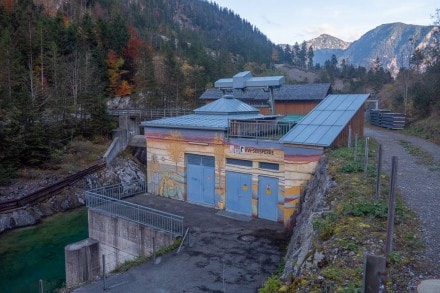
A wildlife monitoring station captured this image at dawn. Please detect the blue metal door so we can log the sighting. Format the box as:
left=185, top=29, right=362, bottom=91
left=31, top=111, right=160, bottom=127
left=226, top=172, right=252, bottom=216
left=186, top=154, right=215, bottom=206
left=258, top=176, right=278, bottom=221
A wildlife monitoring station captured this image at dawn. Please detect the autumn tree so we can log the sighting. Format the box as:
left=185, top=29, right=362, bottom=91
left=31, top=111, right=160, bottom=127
left=106, top=50, right=132, bottom=96
left=123, top=27, right=142, bottom=81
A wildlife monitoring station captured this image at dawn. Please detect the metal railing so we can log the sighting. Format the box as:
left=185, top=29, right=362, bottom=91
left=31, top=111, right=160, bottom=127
left=107, top=108, right=192, bottom=121
left=86, top=181, right=184, bottom=236
left=227, top=120, right=295, bottom=140
left=87, top=180, right=146, bottom=200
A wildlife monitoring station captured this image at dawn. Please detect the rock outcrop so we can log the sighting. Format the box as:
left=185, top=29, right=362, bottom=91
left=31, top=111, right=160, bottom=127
left=0, top=157, right=145, bottom=234
left=281, top=157, right=334, bottom=280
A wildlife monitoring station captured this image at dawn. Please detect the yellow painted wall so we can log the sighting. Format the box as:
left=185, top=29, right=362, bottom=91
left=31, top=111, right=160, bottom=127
left=146, top=131, right=320, bottom=228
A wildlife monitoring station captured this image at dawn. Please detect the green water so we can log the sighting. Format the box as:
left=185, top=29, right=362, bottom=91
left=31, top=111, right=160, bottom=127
left=0, top=208, right=88, bottom=293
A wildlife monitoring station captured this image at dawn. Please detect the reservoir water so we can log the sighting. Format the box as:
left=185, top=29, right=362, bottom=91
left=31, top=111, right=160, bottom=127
left=0, top=207, right=88, bottom=292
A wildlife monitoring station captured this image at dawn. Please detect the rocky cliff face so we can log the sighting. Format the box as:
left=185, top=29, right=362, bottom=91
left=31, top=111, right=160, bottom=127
left=0, top=158, right=145, bottom=234
left=342, top=23, right=435, bottom=75
left=281, top=157, right=334, bottom=279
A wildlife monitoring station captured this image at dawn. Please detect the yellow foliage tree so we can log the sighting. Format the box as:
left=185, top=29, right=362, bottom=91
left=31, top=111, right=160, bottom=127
left=106, top=50, right=132, bottom=96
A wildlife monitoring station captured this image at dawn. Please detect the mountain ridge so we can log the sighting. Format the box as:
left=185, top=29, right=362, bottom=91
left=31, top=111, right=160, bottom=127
left=304, top=22, right=436, bottom=75
left=306, top=33, right=351, bottom=50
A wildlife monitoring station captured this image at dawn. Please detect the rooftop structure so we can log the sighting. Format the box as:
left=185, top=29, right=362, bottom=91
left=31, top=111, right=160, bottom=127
left=142, top=95, right=264, bottom=131
left=214, top=71, right=285, bottom=90
left=214, top=71, right=285, bottom=115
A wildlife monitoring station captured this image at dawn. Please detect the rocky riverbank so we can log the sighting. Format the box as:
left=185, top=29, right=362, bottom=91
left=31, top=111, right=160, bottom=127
left=0, top=157, right=145, bottom=234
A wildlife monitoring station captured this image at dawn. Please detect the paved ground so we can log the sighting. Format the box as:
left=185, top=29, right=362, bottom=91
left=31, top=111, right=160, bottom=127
left=74, top=194, right=287, bottom=293
left=364, top=127, right=440, bottom=277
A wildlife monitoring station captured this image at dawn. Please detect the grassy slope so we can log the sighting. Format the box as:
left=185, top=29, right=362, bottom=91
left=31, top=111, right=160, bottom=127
left=260, top=139, right=426, bottom=292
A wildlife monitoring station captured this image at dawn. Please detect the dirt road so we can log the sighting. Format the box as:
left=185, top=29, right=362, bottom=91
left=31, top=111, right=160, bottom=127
left=364, top=127, right=440, bottom=276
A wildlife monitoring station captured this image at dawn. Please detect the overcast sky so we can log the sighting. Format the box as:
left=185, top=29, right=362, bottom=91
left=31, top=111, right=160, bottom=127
left=213, top=1, right=439, bottom=44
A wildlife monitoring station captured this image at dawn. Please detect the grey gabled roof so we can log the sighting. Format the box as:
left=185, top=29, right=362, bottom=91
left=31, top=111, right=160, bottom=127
left=194, top=95, right=259, bottom=114
left=279, top=94, right=370, bottom=147
left=200, top=83, right=331, bottom=102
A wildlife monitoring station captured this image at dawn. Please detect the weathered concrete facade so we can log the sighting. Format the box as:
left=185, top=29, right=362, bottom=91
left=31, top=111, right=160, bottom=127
left=145, top=126, right=322, bottom=228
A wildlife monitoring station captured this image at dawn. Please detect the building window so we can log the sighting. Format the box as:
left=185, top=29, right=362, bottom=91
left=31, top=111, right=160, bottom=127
left=187, top=154, right=215, bottom=167
left=259, top=162, right=279, bottom=171
left=226, top=158, right=252, bottom=167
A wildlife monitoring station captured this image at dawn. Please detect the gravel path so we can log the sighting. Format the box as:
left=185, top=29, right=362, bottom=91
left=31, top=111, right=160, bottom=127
left=364, top=127, right=440, bottom=276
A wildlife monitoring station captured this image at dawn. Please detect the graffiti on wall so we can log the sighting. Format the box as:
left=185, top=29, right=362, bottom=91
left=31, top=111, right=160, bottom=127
left=166, top=131, right=183, bottom=172
left=160, top=172, right=183, bottom=200
left=149, top=154, right=160, bottom=195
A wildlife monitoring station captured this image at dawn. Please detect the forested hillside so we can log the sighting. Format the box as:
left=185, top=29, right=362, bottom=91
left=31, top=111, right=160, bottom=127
left=0, top=0, right=275, bottom=183
left=1, top=0, right=438, bottom=185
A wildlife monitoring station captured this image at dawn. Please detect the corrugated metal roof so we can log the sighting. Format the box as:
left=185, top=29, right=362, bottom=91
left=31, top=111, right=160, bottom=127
left=279, top=94, right=370, bottom=147
left=142, top=113, right=263, bottom=130
left=194, top=95, right=259, bottom=114
left=200, top=83, right=331, bottom=101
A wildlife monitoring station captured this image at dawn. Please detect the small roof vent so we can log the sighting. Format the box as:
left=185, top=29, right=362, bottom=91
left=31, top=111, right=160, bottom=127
left=223, top=94, right=234, bottom=99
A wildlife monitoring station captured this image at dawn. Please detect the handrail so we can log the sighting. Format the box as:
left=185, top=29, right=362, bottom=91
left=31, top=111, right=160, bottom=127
left=227, top=120, right=295, bottom=140
left=86, top=182, right=184, bottom=237
left=107, top=108, right=193, bottom=121
left=87, top=180, right=146, bottom=200
left=177, top=226, right=190, bottom=254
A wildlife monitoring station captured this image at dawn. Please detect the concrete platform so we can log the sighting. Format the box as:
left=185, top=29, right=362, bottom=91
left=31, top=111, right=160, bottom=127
left=418, top=279, right=440, bottom=293
left=74, top=193, right=286, bottom=293
left=128, top=135, right=146, bottom=147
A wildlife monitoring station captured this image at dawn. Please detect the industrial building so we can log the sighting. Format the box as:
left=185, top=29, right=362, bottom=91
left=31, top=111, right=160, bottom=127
left=142, top=72, right=369, bottom=227
left=200, top=82, right=331, bottom=115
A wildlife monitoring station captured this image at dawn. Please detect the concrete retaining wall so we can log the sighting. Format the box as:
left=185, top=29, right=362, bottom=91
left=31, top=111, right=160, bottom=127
left=88, top=209, right=174, bottom=274
left=65, top=209, right=175, bottom=288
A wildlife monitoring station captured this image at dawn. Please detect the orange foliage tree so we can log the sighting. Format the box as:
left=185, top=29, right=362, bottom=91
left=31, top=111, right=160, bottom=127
left=123, top=27, right=142, bottom=61
left=105, top=49, right=132, bottom=96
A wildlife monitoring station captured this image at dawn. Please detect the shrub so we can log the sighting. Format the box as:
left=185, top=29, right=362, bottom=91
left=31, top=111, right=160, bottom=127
left=313, top=212, right=338, bottom=240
